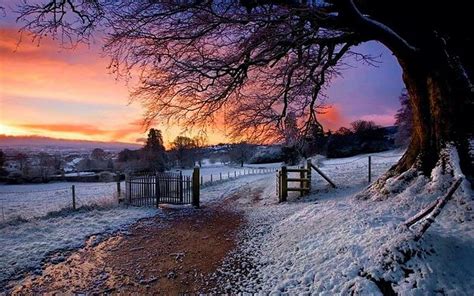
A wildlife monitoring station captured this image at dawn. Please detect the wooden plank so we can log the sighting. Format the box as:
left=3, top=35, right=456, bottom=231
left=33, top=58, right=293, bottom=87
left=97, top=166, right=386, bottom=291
left=300, top=166, right=305, bottom=197
left=287, top=168, right=310, bottom=173
left=287, top=188, right=310, bottom=192
left=310, top=163, right=336, bottom=188
left=287, top=178, right=310, bottom=182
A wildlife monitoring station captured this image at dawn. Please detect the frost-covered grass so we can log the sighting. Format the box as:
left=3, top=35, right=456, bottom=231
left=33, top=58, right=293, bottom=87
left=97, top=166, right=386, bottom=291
left=0, top=172, right=272, bottom=288
left=0, top=205, right=158, bottom=286
left=214, top=148, right=474, bottom=295
left=168, top=162, right=279, bottom=185
left=0, top=182, right=122, bottom=222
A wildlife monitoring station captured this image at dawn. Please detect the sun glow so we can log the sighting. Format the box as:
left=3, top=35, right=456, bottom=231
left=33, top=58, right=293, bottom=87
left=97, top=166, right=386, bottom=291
left=0, top=123, right=28, bottom=136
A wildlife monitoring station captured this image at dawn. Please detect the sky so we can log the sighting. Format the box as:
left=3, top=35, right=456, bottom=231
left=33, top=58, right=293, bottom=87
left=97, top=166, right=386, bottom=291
left=0, top=2, right=404, bottom=146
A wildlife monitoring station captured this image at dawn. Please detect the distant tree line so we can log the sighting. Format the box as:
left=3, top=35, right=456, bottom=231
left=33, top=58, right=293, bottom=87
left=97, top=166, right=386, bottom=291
left=275, top=89, right=413, bottom=161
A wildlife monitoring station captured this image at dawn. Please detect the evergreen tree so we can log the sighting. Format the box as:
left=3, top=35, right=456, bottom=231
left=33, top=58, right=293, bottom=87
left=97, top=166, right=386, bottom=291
left=144, top=128, right=165, bottom=152
left=142, top=128, right=167, bottom=171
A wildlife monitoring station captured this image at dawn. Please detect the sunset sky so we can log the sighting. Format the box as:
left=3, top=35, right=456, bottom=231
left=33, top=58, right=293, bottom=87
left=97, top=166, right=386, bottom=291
left=0, top=2, right=404, bottom=146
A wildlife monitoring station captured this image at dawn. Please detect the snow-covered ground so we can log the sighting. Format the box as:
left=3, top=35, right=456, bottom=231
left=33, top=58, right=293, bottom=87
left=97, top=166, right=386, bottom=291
left=0, top=162, right=278, bottom=223
left=0, top=206, right=158, bottom=286
left=213, top=148, right=474, bottom=294
left=0, top=182, right=123, bottom=222
left=2, top=148, right=471, bottom=294
left=168, top=162, right=279, bottom=185
left=0, top=171, right=271, bottom=288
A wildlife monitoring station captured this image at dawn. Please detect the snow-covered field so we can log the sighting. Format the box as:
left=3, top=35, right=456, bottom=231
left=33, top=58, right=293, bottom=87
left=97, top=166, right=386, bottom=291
left=0, top=162, right=278, bottom=223
left=2, top=148, right=471, bottom=294
left=169, top=162, right=279, bottom=185
left=0, top=206, right=158, bottom=286
left=213, top=148, right=474, bottom=294
left=0, top=182, right=123, bottom=222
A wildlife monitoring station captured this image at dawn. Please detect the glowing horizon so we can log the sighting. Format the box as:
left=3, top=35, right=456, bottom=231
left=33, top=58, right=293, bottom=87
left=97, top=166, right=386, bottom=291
left=0, top=22, right=404, bottom=147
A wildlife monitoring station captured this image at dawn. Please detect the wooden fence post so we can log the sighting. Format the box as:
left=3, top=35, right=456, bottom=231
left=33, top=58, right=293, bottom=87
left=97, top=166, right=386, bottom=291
left=300, top=166, right=305, bottom=197
left=368, top=156, right=372, bottom=183
left=281, top=166, right=288, bottom=202
left=71, top=185, right=76, bottom=210
left=307, top=159, right=312, bottom=192
left=117, top=181, right=121, bottom=198
left=276, top=170, right=279, bottom=199
left=192, top=167, right=200, bottom=208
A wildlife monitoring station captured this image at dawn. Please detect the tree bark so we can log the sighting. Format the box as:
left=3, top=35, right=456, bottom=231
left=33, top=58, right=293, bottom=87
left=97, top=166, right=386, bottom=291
left=387, top=40, right=473, bottom=177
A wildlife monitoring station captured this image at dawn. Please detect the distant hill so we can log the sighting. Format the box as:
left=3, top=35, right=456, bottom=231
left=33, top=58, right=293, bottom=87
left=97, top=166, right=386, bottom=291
left=0, top=135, right=141, bottom=151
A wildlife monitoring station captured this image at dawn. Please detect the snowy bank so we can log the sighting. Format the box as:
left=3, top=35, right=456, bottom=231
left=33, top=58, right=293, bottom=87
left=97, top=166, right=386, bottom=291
left=0, top=205, right=158, bottom=287
left=214, top=148, right=473, bottom=294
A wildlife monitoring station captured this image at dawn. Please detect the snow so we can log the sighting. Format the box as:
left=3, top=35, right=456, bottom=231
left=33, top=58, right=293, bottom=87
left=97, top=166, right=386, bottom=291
left=0, top=170, right=272, bottom=288
left=0, top=182, right=123, bottom=222
left=168, top=163, right=279, bottom=185
left=1, top=148, right=472, bottom=294
left=212, top=148, right=474, bottom=294
left=0, top=206, right=158, bottom=286
left=63, top=172, right=96, bottom=177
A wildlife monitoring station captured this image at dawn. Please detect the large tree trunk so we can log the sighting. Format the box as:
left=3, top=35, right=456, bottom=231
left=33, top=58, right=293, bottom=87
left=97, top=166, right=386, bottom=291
left=388, top=40, right=472, bottom=177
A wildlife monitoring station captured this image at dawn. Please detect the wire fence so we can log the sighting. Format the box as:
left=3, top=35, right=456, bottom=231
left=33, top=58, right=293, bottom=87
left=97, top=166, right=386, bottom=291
left=313, top=153, right=404, bottom=186
left=0, top=167, right=278, bottom=224
left=198, top=167, right=278, bottom=188
left=0, top=153, right=403, bottom=224
left=0, top=182, right=122, bottom=224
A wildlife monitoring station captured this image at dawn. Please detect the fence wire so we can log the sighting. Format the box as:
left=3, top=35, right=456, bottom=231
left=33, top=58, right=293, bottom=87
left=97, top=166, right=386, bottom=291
left=0, top=154, right=403, bottom=224
left=0, top=182, right=121, bottom=223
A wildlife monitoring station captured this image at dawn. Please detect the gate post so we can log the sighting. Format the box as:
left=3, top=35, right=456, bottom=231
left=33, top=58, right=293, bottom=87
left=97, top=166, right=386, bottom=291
left=155, top=173, right=160, bottom=207
left=179, top=171, right=184, bottom=202
left=300, top=166, right=305, bottom=197
left=307, top=159, right=312, bottom=192
left=281, top=166, right=288, bottom=202
left=192, top=166, right=200, bottom=208
left=127, top=174, right=132, bottom=204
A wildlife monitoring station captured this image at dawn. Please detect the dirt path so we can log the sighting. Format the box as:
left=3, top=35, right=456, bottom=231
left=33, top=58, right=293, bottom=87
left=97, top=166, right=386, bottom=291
left=10, top=184, right=266, bottom=294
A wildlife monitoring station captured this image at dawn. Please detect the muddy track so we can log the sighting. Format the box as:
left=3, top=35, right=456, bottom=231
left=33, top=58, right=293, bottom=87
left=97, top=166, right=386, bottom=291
left=9, top=183, right=267, bottom=294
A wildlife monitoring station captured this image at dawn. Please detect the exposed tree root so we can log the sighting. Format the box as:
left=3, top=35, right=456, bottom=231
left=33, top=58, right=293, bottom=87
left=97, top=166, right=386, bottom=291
left=349, top=145, right=471, bottom=294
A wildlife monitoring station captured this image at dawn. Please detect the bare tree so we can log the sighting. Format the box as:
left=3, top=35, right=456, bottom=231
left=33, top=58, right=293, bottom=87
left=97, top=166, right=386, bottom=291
left=283, top=112, right=300, bottom=146
left=16, top=0, right=473, bottom=183
left=229, top=142, right=254, bottom=167
left=170, top=136, right=197, bottom=168
left=394, top=89, right=413, bottom=148
left=192, top=135, right=208, bottom=166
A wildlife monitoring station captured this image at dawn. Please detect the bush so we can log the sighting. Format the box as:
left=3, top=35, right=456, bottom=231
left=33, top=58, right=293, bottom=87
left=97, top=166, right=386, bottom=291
left=326, top=121, right=393, bottom=158
left=98, top=171, right=115, bottom=182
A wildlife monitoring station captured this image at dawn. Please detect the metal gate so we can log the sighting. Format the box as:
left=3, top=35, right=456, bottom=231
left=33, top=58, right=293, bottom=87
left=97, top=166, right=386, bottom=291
left=125, top=172, right=194, bottom=206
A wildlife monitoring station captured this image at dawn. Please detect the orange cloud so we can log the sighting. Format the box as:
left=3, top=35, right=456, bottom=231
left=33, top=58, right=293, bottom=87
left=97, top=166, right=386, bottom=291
left=0, top=27, right=239, bottom=145
left=318, top=105, right=348, bottom=131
